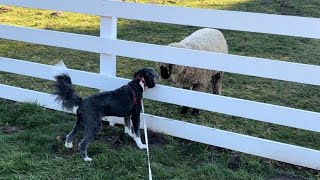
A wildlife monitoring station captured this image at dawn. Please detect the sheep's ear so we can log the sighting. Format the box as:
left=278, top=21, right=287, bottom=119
left=169, top=43, right=186, bottom=49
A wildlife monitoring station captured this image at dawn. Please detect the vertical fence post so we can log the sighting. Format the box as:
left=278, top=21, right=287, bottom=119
left=100, top=15, right=117, bottom=78
left=100, top=0, right=117, bottom=126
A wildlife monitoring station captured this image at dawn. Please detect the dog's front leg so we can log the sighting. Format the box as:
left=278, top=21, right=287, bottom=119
left=131, top=114, right=147, bottom=149
left=124, top=116, right=134, bottom=138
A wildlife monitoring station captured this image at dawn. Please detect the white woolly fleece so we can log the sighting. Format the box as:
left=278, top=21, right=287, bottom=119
left=177, top=28, right=228, bottom=54
left=163, top=28, right=228, bottom=91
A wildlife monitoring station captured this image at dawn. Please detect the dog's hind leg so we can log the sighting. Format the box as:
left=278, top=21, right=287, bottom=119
left=79, top=116, right=102, bottom=161
left=124, top=116, right=134, bottom=138
left=65, top=111, right=83, bottom=148
left=131, top=114, right=147, bottom=149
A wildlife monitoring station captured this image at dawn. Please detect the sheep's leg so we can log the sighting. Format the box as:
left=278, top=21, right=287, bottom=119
left=180, top=87, right=190, bottom=114
left=180, top=106, right=189, bottom=114
left=212, top=71, right=224, bottom=95
left=191, top=108, right=200, bottom=115
left=190, top=84, right=206, bottom=115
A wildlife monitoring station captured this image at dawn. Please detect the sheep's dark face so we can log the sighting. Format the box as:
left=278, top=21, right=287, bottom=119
left=160, top=64, right=172, bottom=79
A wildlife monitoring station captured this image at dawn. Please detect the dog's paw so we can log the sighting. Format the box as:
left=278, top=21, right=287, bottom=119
left=65, top=141, right=73, bottom=148
left=84, top=157, right=92, bottom=162
left=124, top=127, right=130, bottom=134
left=138, top=144, right=147, bottom=149
left=128, top=132, right=135, bottom=138
left=125, top=129, right=135, bottom=138
left=109, top=122, right=115, bottom=127
left=134, top=137, right=147, bottom=149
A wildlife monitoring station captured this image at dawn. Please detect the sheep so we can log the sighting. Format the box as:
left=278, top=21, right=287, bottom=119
left=158, top=28, right=228, bottom=115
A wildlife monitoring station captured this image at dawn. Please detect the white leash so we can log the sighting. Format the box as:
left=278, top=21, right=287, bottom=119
left=141, top=102, right=152, bottom=180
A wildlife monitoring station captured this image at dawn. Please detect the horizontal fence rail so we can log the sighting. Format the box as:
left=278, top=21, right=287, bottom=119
left=1, top=0, right=320, bottom=39
left=1, top=57, right=320, bottom=133
left=2, top=24, right=320, bottom=86
left=0, top=84, right=319, bottom=170
left=1, top=0, right=320, bottom=171
left=0, top=25, right=106, bottom=53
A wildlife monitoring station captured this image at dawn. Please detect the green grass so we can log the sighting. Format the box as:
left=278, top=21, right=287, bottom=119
left=1, top=0, right=320, bottom=179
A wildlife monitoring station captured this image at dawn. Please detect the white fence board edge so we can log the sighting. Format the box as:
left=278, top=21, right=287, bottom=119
left=110, top=39, right=320, bottom=86
left=0, top=84, right=319, bottom=170
left=1, top=57, right=320, bottom=132
left=0, top=24, right=106, bottom=53
left=103, top=1, right=320, bottom=39
left=107, top=116, right=320, bottom=170
left=1, top=0, right=320, bottom=39
left=0, top=0, right=101, bottom=16
left=2, top=24, right=320, bottom=86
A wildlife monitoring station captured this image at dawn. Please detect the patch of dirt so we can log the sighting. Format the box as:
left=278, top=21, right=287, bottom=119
left=53, top=124, right=170, bottom=152
left=142, top=131, right=169, bottom=145
left=227, top=153, right=242, bottom=170
left=98, top=132, right=130, bottom=149
left=267, top=173, right=308, bottom=180
left=56, top=135, right=65, bottom=143
left=100, top=124, right=169, bottom=147
left=208, top=145, right=231, bottom=153
left=166, top=0, right=176, bottom=4
left=0, top=6, right=12, bottom=13
left=279, top=0, right=301, bottom=16
left=52, top=135, right=80, bottom=157
left=97, top=129, right=169, bottom=149
left=261, top=0, right=273, bottom=6
left=279, top=0, right=295, bottom=9
left=1, top=124, right=21, bottom=134
left=50, top=11, right=63, bottom=17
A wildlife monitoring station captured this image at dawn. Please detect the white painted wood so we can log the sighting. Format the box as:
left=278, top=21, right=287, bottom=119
left=102, top=1, right=320, bottom=39
left=100, top=16, right=117, bottom=77
left=0, top=0, right=101, bottom=15
left=0, top=84, right=319, bottom=170
left=0, top=57, right=115, bottom=90
left=0, top=24, right=106, bottom=53
left=107, top=116, right=320, bottom=170
left=0, top=84, right=63, bottom=111
left=109, top=39, right=320, bottom=86
left=1, top=57, right=320, bottom=132
left=1, top=0, right=320, bottom=39
left=2, top=24, right=320, bottom=86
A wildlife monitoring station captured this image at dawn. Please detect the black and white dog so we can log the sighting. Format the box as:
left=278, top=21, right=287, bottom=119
left=53, top=68, right=159, bottom=161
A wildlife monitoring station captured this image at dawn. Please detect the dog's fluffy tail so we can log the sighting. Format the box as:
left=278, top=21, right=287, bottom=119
left=53, top=74, right=82, bottom=111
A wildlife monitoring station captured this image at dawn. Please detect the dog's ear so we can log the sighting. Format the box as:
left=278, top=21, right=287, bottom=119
left=134, top=68, right=157, bottom=88
left=133, top=69, right=141, bottom=79
left=142, top=69, right=155, bottom=88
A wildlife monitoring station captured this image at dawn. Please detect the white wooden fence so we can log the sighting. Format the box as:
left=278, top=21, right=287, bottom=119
left=1, top=0, right=320, bottom=170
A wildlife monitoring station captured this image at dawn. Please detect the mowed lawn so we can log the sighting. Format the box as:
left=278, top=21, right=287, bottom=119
left=1, top=0, right=320, bottom=179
